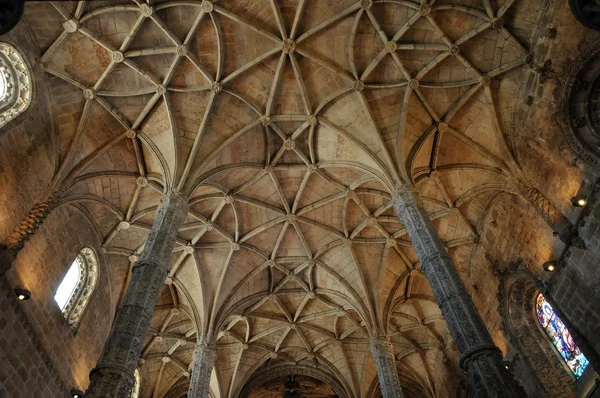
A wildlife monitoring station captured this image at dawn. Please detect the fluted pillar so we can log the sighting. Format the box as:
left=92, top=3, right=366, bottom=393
left=392, top=185, right=526, bottom=398
left=187, top=340, right=217, bottom=398
left=0, top=192, right=61, bottom=276
left=86, top=192, right=188, bottom=397
left=370, top=336, right=404, bottom=398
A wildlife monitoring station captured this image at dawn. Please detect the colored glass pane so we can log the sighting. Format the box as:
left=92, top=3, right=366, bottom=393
left=536, top=293, right=589, bottom=378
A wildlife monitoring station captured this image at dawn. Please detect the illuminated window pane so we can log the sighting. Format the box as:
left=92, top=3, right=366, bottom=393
left=536, top=293, right=589, bottom=378
left=131, top=368, right=141, bottom=398
left=0, top=70, right=6, bottom=100
left=54, top=260, right=80, bottom=311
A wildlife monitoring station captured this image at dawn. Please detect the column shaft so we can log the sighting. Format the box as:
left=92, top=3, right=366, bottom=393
left=86, top=192, right=188, bottom=397
left=392, top=185, right=525, bottom=398
left=370, top=337, right=404, bottom=398
left=187, top=341, right=216, bottom=398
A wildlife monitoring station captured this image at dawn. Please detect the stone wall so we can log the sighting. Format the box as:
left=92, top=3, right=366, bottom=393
left=3, top=205, right=115, bottom=392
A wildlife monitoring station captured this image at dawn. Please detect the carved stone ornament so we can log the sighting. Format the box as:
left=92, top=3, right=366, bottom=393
left=0, top=43, right=32, bottom=129
left=201, top=0, right=214, bottom=13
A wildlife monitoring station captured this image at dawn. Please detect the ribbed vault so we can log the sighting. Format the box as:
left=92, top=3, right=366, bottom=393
left=25, top=0, right=551, bottom=396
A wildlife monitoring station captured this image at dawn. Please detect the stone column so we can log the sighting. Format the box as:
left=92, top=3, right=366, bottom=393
left=370, top=336, right=404, bottom=398
left=392, top=185, right=526, bottom=398
left=187, top=340, right=217, bottom=398
left=86, top=192, right=188, bottom=397
left=0, top=192, right=61, bottom=276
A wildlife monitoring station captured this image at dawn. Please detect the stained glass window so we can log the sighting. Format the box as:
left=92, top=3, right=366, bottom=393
left=536, top=293, right=589, bottom=378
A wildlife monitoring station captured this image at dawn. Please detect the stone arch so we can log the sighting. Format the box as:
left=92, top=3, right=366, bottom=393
left=504, top=277, right=576, bottom=397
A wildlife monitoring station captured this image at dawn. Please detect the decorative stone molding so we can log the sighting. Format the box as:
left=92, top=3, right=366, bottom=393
left=281, top=38, right=296, bottom=54
left=211, top=81, right=222, bottom=94
left=83, top=88, right=96, bottom=100
left=353, top=80, right=365, bottom=92
left=385, top=41, right=397, bottom=53
left=61, top=247, right=99, bottom=331
left=176, top=45, right=188, bottom=57
left=408, top=79, right=419, bottom=90
left=112, top=51, right=124, bottom=63
left=139, top=3, right=153, bottom=17
left=62, top=19, right=79, bottom=33
left=0, top=43, right=32, bottom=128
left=201, top=0, right=214, bottom=13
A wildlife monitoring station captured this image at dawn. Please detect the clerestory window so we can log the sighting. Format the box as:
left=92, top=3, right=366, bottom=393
left=0, top=42, right=32, bottom=128
left=54, top=247, right=98, bottom=331
left=536, top=293, right=589, bottom=378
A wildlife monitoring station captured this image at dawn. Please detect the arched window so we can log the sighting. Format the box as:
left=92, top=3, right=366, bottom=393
left=54, top=247, right=98, bottom=331
left=0, top=42, right=32, bottom=128
left=536, top=293, right=590, bottom=378
left=131, top=368, right=141, bottom=398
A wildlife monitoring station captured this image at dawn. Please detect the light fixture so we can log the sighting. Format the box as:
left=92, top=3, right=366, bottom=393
left=14, top=287, right=30, bottom=301
left=70, top=389, right=84, bottom=398
left=543, top=261, right=557, bottom=273
left=571, top=194, right=588, bottom=207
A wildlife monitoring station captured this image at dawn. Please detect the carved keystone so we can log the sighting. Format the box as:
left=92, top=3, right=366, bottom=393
left=308, top=164, right=317, bottom=173
left=282, top=38, right=296, bottom=54
left=367, top=216, right=377, bottom=227
left=419, top=4, right=431, bottom=16
left=118, top=221, right=131, bottom=230
left=385, top=41, right=397, bottom=53
left=260, top=116, right=271, bottom=126
left=387, top=238, right=397, bottom=247
left=63, top=19, right=79, bottom=33
left=308, top=115, right=317, bottom=126
left=128, top=254, right=139, bottom=263
left=161, top=357, right=171, bottom=363
left=126, top=129, right=137, bottom=139
left=201, top=0, right=214, bottom=13
left=449, top=45, right=460, bottom=56
left=139, top=3, right=154, bottom=17
left=284, top=139, right=296, bottom=150
left=231, top=242, right=240, bottom=251
left=437, top=122, right=449, bottom=133
left=211, top=81, right=222, bottom=94
left=223, top=195, right=234, bottom=204
left=178, top=339, right=187, bottom=346
left=346, top=189, right=358, bottom=201
left=83, top=89, right=96, bottom=100
left=408, top=79, right=419, bottom=90
left=184, top=245, right=195, bottom=254
left=242, top=343, right=249, bottom=350
left=205, top=221, right=214, bottom=231
left=353, top=80, right=365, bottom=92
left=481, top=76, right=491, bottom=87
left=267, top=260, right=276, bottom=268
left=264, top=165, right=273, bottom=174
left=176, top=45, right=188, bottom=56
left=156, top=85, right=166, bottom=95
left=360, top=0, right=373, bottom=10
left=286, top=213, right=296, bottom=223
left=307, top=291, right=316, bottom=299
left=136, top=176, right=148, bottom=187
left=270, top=352, right=278, bottom=359
left=164, top=276, right=173, bottom=285
left=112, top=51, right=124, bottom=63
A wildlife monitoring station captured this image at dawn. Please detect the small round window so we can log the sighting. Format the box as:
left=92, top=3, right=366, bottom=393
left=0, top=42, right=32, bottom=127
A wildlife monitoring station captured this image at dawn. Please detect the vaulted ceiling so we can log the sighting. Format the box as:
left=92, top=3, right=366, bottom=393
left=25, top=0, right=551, bottom=396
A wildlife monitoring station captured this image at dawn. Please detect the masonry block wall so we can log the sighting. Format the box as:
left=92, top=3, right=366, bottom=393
left=0, top=16, right=116, bottom=395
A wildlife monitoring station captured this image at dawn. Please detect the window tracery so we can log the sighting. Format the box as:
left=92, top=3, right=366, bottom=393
left=0, top=42, right=32, bottom=127
left=54, top=247, right=98, bottom=331
left=536, top=293, right=589, bottom=378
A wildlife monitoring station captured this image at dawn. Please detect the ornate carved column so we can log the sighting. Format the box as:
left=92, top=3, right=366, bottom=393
left=370, top=336, right=404, bottom=398
left=187, top=340, right=217, bottom=398
left=0, top=192, right=61, bottom=276
left=86, top=192, right=188, bottom=397
left=392, top=185, right=526, bottom=398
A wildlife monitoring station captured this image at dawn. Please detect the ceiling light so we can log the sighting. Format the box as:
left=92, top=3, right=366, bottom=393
left=70, top=389, right=84, bottom=398
left=543, top=261, right=557, bottom=272
left=571, top=195, right=588, bottom=207
left=14, top=288, right=30, bottom=301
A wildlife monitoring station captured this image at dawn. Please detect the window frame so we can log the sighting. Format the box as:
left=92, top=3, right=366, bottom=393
left=534, top=293, right=589, bottom=380
left=0, top=42, right=32, bottom=128
left=55, top=247, right=99, bottom=332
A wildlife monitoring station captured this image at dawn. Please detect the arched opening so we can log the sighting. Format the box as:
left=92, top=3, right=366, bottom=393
left=536, top=293, right=590, bottom=379
left=54, top=247, right=99, bottom=331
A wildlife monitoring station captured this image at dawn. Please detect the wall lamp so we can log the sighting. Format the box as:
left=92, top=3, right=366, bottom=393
left=70, top=389, right=84, bottom=398
left=14, top=287, right=31, bottom=301
left=571, top=194, right=588, bottom=207
left=543, top=261, right=557, bottom=273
